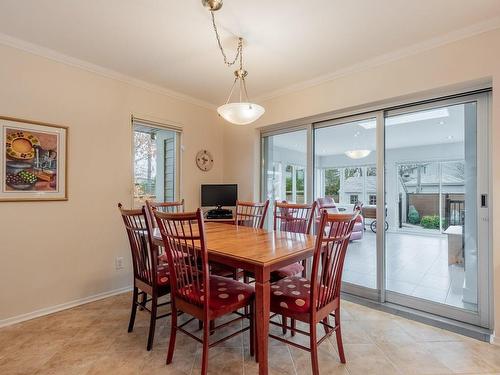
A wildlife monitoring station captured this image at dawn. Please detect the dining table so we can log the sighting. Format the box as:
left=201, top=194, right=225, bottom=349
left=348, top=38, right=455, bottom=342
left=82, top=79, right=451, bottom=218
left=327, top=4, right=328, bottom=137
left=152, top=221, right=316, bottom=375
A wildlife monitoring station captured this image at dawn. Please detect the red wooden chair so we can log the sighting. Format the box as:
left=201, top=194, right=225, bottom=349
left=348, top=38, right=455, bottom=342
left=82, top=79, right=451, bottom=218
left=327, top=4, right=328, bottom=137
left=269, top=209, right=360, bottom=374
left=145, top=200, right=233, bottom=278
left=145, top=199, right=185, bottom=265
left=154, top=209, right=255, bottom=375
left=145, top=200, right=185, bottom=223
left=234, top=199, right=270, bottom=288
left=118, top=203, right=171, bottom=351
left=273, top=200, right=317, bottom=334
left=234, top=199, right=270, bottom=229
left=273, top=201, right=317, bottom=280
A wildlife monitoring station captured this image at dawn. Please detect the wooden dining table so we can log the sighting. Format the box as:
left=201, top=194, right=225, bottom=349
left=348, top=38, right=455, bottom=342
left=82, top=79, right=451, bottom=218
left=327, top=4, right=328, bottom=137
left=152, top=222, right=316, bottom=375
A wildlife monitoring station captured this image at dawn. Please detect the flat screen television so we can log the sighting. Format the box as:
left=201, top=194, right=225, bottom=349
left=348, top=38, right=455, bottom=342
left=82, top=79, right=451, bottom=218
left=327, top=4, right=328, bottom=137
left=201, top=184, right=237, bottom=208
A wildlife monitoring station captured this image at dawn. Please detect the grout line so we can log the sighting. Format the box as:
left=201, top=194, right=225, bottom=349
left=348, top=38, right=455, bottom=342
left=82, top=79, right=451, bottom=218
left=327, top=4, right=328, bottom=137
left=287, top=343, right=299, bottom=375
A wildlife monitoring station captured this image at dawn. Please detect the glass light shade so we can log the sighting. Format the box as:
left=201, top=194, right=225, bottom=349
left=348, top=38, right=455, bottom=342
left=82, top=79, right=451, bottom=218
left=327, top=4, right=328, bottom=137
left=345, top=149, right=372, bottom=159
left=217, top=102, right=265, bottom=125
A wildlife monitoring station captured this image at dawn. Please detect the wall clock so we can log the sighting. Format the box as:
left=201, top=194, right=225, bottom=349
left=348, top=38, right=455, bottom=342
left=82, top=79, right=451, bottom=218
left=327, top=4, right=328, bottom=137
left=196, top=150, right=214, bottom=171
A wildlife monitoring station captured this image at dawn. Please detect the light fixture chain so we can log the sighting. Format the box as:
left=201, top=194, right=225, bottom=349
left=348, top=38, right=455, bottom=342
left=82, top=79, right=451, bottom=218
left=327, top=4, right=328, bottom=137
left=210, top=10, right=242, bottom=67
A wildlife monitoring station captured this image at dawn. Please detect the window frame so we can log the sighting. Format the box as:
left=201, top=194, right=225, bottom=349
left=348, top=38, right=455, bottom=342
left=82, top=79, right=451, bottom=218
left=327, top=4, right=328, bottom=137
left=131, top=116, right=182, bottom=207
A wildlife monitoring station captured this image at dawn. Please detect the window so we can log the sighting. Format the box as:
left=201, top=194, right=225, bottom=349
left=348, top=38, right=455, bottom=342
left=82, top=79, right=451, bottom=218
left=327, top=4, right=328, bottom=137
left=349, top=194, right=359, bottom=204
left=284, top=164, right=306, bottom=203
left=133, top=121, right=180, bottom=206
left=369, top=194, right=377, bottom=205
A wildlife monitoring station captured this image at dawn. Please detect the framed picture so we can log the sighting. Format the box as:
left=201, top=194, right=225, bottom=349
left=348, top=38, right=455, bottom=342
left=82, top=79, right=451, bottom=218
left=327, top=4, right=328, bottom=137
left=0, top=116, right=68, bottom=201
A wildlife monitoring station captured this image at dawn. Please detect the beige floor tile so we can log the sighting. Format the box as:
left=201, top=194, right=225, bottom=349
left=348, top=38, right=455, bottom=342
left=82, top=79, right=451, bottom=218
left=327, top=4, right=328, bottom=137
left=334, top=320, right=373, bottom=344
left=192, top=347, right=243, bottom=375
left=34, top=350, right=103, bottom=375
left=141, top=344, right=195, bottom=375
left=243, top=346, right=295, bottom=375
left=353, top=318, right=416, bottom=347
left=86, top=350, right=147, bottom=375
left=423, top=341, right=497, bottom=373
left=0, top=292, right=497, bottom=375
left=396, top=318, right=465, bottom=343
left=343, top=343, right=401, bottom=375
left=289, top=341, right=348, bottom=375
left=377, top=342, right=453, bottom=374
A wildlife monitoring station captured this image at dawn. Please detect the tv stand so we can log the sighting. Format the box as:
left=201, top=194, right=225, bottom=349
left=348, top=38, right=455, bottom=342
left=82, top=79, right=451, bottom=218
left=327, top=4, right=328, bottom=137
left=206, top=207, right=233, bottom=220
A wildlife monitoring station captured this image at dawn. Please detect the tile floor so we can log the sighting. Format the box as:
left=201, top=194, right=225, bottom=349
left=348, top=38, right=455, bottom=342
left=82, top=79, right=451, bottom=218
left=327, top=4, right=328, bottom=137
left=0, top=292, right=499, bottom=375
left=343, top=230, right=475, bottom=310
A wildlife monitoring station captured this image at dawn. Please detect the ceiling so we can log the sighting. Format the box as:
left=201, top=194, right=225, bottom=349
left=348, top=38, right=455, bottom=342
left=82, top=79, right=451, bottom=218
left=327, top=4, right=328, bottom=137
left=272, top=104, right=465, bottom=155
left=0, top=1, right=499, bottom=106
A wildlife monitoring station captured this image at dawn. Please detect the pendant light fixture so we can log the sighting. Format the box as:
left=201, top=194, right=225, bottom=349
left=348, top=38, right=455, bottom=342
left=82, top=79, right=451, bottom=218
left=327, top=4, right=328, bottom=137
left=344, top=149, right=372, bottom=159
left=202, top=0, right=265, bottom=125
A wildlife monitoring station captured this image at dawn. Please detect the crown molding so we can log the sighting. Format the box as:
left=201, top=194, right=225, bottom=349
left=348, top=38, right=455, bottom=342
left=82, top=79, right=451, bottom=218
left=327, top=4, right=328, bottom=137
left=0, top=32, right=217, bottom=110
left=254, top=16, right=500, bottom=103
left=1, top=15, right=499, bottom=110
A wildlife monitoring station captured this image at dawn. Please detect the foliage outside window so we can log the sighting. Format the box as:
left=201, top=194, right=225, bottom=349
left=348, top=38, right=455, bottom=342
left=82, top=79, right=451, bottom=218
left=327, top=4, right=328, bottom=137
left=285, top=165, right=293, bottom=201
left=345, top=167, right=363, bottom=179
left=324, top=168, right=340, bottom=201
left=134, top=130, right=157, bottom=200
left=296, top=167, right=305, bottom=203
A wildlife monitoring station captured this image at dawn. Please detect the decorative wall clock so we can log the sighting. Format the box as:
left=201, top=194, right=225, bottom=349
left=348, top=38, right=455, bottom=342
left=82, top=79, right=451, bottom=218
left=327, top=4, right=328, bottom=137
left=196, top=150, right=214, bottom=172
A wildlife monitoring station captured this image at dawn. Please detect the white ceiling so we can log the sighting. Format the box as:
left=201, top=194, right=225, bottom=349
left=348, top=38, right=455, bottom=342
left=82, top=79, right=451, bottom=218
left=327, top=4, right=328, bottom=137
left=0, top=1, right=499, bottom=106
left=272, top=104, right=465, bottom=155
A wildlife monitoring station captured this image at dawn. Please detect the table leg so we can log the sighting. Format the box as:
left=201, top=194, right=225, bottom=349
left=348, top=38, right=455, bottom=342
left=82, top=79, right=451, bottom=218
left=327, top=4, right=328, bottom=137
left=255, top=268, right=270, bottom=375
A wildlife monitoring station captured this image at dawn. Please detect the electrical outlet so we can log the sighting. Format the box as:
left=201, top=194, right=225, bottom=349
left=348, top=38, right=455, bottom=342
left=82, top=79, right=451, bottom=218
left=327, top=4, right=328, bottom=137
left=115, top=257, right=124, bottom=270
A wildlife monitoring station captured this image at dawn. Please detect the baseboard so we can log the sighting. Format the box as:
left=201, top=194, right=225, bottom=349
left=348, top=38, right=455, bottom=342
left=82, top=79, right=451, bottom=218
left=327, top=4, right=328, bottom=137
left=0, top=285, right=133, bottom=328
left=492, top=333, right=499, bottom=345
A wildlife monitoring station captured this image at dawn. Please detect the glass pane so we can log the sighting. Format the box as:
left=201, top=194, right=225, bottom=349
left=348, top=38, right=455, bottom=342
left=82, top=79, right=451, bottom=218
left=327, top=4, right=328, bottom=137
left=385, top=103, right=478, bottom=312
left=133, top=125, right=178, bottom=206
left=314, top=118, right=377, bottom=289
left=262, top=130, right=308, bottom=229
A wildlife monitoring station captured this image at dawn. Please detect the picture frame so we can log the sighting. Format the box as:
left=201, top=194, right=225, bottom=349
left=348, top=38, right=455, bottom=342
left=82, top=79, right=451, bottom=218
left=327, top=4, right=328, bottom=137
left=0, top=116, right=68, bottom=202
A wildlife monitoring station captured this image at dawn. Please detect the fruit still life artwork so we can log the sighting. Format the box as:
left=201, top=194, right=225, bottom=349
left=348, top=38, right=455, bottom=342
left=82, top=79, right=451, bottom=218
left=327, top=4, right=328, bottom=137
left=1, top=117, right=67, bottom=201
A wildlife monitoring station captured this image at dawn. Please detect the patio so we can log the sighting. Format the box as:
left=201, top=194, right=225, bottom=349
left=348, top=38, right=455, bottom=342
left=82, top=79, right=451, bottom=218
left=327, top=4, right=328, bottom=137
left=342, top=229, right=475, bottom=311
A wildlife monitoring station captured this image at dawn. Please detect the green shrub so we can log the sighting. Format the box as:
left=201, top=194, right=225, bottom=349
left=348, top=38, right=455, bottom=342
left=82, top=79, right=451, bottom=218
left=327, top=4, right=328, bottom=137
left=408, top=205, right=420, bottom=224
left=420, top=215, right=441, bottom=229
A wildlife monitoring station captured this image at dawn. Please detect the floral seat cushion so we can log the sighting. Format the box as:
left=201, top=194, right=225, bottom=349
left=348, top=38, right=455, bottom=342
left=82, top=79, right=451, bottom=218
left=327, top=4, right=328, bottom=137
left=179, top=275, right=254, bottom=311
left=157, top=266, right=170, bottom=286
left=271, top=262, right=304, bottom=280
left=270, top=276, right=312, bottom=314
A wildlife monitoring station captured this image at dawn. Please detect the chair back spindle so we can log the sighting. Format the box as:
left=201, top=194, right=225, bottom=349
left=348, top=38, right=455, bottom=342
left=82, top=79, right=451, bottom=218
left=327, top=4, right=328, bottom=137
left=145, top=199, right=185, bottom=230
left=274, top=201, right=317, bottom=234
left=154, top=209, right=208, bottom=308
left=311, top=209, right=360, bottom=312
left=235, top=200, right=270, bottom=229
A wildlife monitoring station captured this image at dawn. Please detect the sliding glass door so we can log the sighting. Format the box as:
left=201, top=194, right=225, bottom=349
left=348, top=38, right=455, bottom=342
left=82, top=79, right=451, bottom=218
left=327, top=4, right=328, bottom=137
left=260, top=91, right=491, bottom=328
left=314, top=116, right=379, bottom=295
left=384, top=95, right=490, bottom=326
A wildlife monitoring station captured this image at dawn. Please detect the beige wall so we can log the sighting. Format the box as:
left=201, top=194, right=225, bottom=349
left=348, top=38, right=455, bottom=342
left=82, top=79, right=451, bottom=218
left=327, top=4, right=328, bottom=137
left=0, top=44, right=224, bottom=322
left=223, top=28, right=500, bottom=335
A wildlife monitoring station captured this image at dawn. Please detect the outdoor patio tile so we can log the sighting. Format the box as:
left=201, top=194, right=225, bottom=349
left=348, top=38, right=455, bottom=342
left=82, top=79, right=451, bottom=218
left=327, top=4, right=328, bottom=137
left=411, top=285, right=449, bottom=303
